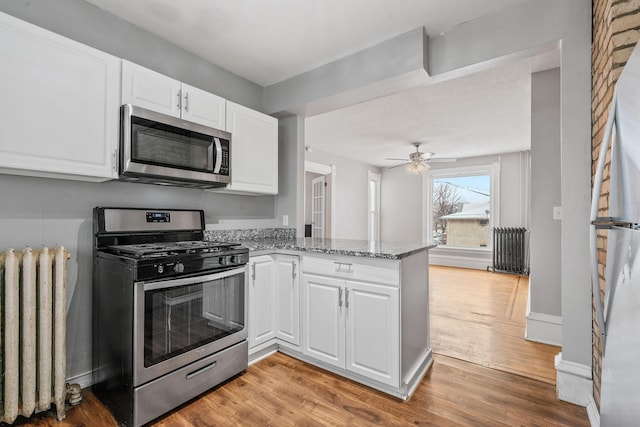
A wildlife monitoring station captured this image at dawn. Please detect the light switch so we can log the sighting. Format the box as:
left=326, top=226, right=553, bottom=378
left=553, top=206, right=562, bottom=220
left=283, top=215, right=289, bottom=226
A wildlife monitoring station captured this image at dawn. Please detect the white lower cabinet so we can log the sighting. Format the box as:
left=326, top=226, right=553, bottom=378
left=274, top=255, right=300, bottom=345
left=302, top=256, right=400, bottom=387
left=248, top=255, right=276, bottom=348
left=248, top=254, right=300, bottom=350
left=302, top=274, right=345, bottom=367
left=345, top=280, right=399, bottom=386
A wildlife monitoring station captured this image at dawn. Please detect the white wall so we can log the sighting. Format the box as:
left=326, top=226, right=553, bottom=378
left=305, top=148, right=380, bottom=240
left=527, top=68, right=562, bottom=345
left=380, top=167, right=424, bottom=242
left=381, top=152, right=530, bottom=269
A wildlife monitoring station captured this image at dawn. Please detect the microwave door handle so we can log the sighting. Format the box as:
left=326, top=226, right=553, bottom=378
left=213, top=137, right=222, bottom=174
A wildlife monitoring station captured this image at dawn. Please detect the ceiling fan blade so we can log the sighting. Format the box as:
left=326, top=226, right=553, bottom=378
left=386, top=162, right=410, bottom=169
left=425, top=158, right=457, bottom=163
left=385, top=157, right=410, bottom=161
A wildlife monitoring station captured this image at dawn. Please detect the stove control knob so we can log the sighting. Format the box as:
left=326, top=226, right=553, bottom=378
left=228, top=255, right=236, bottom=264
left=157, top=264, right=164, bottom=274
left=219, top=256, right=226, bottom=265
left=173, top=262, right=184, bottom=273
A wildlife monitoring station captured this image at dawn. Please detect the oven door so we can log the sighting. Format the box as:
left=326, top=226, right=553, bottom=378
left=133, top=266, right=247, bottom=386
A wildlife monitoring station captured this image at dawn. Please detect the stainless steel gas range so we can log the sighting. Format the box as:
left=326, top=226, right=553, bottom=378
left=92, top=207, right=249, bottom=427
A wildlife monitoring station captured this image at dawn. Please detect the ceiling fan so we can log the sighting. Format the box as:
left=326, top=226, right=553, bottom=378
left=386, top=143, right=456, bottom=173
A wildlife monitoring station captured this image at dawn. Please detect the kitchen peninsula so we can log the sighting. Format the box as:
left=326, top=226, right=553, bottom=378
left=206, top=230, right=435, bottom=400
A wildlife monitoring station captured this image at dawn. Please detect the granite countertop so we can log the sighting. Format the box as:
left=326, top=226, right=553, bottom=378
left=233, top=237, right=435, bottom=260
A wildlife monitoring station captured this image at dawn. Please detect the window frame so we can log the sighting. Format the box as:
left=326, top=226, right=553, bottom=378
left=422, top=163, right=500, bottom=250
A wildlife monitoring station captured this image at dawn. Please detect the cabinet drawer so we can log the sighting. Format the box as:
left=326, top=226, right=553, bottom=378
left=302, top=256, right=399, bottom=286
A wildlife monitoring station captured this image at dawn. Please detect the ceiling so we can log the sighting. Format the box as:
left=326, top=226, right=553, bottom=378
left=84, top=0, right=550, bottom=167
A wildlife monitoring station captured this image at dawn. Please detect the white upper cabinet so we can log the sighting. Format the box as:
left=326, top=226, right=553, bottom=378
left=224, top=101, right=278, bottom=195
left=0, top=12, right=121, bottom=181
left=122, top=60, right=226, bottom=130
left=180, top=83, right=226, bottom=130
left=121, top=60, right=181, bottom=117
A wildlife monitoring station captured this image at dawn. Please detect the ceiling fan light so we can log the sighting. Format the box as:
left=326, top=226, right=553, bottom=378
left=407, top=161, right=428, bottom=174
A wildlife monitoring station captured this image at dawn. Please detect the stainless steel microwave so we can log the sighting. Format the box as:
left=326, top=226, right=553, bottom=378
left=119, top=104, right=231, bottom=189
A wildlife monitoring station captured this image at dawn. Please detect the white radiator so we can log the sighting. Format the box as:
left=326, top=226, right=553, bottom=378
left=0, top=247, right=69, bottom=423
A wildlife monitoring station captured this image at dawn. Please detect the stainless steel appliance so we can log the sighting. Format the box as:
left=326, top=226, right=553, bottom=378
left=120, top=104, right=231, bottom=188
left=92, top=207, right=248, bottom=427
left=591, top=42, right=640, bottom=425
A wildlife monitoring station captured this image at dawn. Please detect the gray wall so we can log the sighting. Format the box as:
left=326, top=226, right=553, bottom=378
left=276, top=115, right=304, bottom=231
left=380, top=167, right=423, bottom=243
left=305, top=149, right=380, bottom=240
left=0, top=1, right=275, bottom=383
left=529, top=69, right=562, bottom=316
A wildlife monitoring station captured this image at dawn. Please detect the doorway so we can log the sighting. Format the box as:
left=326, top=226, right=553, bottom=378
left=304, top=161, right=335, bottom=239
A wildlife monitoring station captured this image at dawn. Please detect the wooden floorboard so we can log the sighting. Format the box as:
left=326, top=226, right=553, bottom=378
left=429, top=265, right=560, bottom=385
left=16, top=266, right=589, bottom=426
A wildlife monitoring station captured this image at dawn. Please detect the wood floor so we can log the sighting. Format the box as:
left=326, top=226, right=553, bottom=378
left=430, top=266, right=560, bottom=384
left=16, top=266, right=589, bottom=426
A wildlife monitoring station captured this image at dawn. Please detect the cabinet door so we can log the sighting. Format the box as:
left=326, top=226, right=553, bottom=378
left=122, top=60, right=181, bottom=117
left=274, top=255, right=300, bottom=346
left=0, top=12, right=120, bottom=181
left=225, top=101, right=278, bottom=195
left=248, top=256, right=276, bottom=348
left=302, top=274, right=344, bottom=368
left=181, top=83, right=226, bottom=129
left=345, top=280, right=399, bottom=387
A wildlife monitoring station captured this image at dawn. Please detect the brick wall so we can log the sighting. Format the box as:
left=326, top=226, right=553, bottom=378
left=591, top=0, right=640, bottom=408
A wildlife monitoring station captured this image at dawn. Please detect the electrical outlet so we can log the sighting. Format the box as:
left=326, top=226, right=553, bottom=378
left=283, top=215, right=289, bottom=226
left=553, top=206, right=562, bottom=220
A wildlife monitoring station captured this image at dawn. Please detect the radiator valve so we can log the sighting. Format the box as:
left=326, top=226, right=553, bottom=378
left=66, top=383, right=82, bottom=406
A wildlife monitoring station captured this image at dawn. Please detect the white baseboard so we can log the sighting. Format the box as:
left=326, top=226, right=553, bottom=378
left=429, top=253, right=491, bottom=270
left=66, top=370, right=93, bottom=389
left=554, top=352, right=593, bottom=406
left=586, top=393, right=600, bottom=427
left=525, top=311, right=562, bottom=346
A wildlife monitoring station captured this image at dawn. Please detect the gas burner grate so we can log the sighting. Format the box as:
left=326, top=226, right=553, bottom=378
left=108, top=240, right=239, bottom=258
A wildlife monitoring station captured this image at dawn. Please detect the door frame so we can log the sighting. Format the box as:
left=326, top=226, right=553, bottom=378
left=311, top=175, right=326, bottom=238
left=304, top=160, right=336, bottom=239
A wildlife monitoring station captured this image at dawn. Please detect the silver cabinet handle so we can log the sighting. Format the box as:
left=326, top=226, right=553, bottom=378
left=177, top=89, right=182, bottom=110
left=292, top=262, right=297, bottom=280
left=345, top=288, right=350, bottom=308
left=251, top=263, right=256, bottom=282
left=338, top=287, right=343, bottom=307
left=112, top=149, right=118, bottom=173
left=334, top=261, right=353, bottom=273
left=184, top=92, right=190, bottom=112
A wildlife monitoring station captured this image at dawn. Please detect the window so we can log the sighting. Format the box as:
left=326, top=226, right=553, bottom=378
left=424, top=164, right=499, bottom=249
left=368, top=171, right=381, bottom=241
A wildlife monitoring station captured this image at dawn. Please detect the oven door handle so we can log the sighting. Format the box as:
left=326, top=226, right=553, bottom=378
left=140, top=267, right=245, bottom=292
